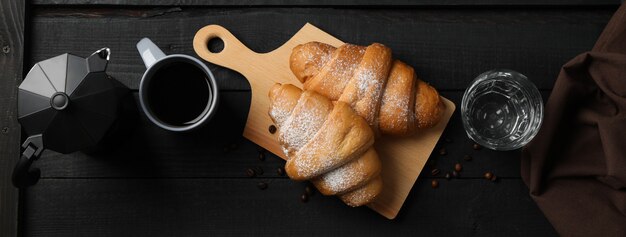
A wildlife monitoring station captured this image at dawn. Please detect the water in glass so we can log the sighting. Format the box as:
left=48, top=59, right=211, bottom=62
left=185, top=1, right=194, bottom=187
left=461, top=69, right=543, bottom=150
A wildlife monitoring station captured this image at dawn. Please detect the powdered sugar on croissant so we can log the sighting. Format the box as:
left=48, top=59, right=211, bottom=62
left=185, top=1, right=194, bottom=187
left=290, top=42, right=445, bottom=136
left=269, top=83, right=383, bottom=207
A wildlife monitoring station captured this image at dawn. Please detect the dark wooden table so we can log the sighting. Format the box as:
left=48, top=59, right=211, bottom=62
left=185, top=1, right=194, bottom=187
left=1, top=1, right=621, bottom=236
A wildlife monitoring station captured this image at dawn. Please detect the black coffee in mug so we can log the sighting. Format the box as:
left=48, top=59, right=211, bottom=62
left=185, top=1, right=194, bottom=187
left=137, top=37, right=219, bottom=132
left=146, top=62, right=211, bottom=126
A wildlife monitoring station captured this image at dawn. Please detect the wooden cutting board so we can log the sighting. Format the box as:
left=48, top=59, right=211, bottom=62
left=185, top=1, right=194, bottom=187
left=193, top=23, right=455, bottom=219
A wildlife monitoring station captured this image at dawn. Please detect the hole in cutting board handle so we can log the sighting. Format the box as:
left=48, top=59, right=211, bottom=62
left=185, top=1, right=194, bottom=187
left=207, top=37, right=224, bottom=53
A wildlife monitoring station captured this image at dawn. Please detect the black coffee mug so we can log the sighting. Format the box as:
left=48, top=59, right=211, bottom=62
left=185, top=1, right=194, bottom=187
left=137, top=38, right=219, bottom=132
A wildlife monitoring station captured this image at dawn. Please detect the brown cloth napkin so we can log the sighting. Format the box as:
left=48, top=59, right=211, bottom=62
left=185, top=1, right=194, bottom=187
left=521, top=3, right=626, bottom=237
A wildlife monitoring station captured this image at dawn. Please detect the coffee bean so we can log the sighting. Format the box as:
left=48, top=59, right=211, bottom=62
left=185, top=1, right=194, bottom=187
left=454, top=163, right=462, bottom=172
left=445, top=137, right=453, bottom=143
left=255, top=167, right=264, bottom=175
left=452, top=170, right=459, bottom=178
left=246, top=168, right=256, bottom=177
left=305, top=186, right=314, bottom=196
left=445, top=172, right=451, bottom=180
left=439, top=148, right=447, bottom=156
left=463, top=155, right=472, bottom=161
left=431, top=180, right=439, bottom=188
left=473, top=143, right=482, bottom=150
left=277, top=167, right=285, bottom=176
left=258, top=153, right=265, bottom=161
left=484, top=172, right=493, bottom=180
left=490, top=175, right=498, bottom=182
left=300, top=194, right=309, bottom=203
left=257, top=182, right=268, bottom=190
left=269, top=125, right=277, bottom=134
left=431, top=168, right=440, bottom=176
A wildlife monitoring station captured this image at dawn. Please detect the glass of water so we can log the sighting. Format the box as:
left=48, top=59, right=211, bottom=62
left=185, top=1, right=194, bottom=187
left=461, top=69, right=543, bottom=151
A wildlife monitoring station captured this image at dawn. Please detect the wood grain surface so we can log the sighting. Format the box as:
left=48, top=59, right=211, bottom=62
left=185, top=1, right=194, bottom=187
left=5, top=2, right=621, bottom=236
left=23, top=178, right=555, bottom=236
left=27, top=7, right=614, bottom=91
left=30, top=0, right=623, bottom=6
left=0, top=1, right=24, bottom=237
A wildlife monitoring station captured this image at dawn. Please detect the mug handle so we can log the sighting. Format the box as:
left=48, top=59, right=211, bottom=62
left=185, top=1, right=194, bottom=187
left=137, top=38, right=166, bottom=68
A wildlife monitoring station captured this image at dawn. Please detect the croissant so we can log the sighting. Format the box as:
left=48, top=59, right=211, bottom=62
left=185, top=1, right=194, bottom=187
left=290, top=42, right=445, bottom=136
left=268, top=83, right=383, bottom=207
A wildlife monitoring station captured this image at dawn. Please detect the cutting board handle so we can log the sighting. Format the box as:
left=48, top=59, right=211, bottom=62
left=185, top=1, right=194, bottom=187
left=193, top=25, right=259, bottom=72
